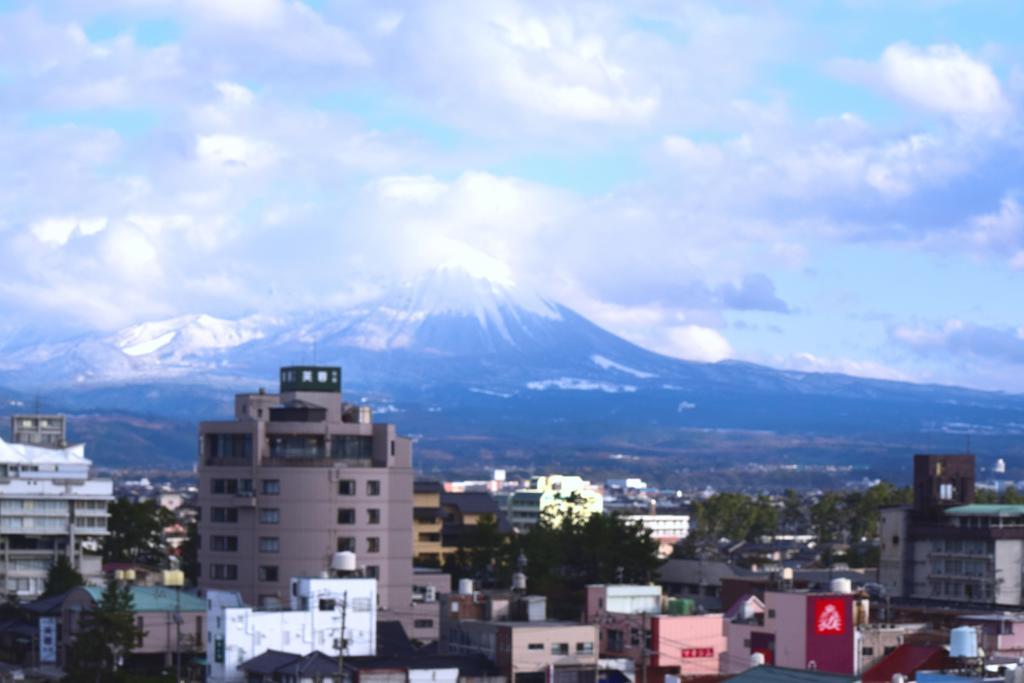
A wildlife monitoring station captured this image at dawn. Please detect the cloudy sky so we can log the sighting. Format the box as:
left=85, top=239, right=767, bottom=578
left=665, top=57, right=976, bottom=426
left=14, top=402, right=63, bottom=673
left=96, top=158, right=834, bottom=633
left=1, top=0, right=1023, bottom=391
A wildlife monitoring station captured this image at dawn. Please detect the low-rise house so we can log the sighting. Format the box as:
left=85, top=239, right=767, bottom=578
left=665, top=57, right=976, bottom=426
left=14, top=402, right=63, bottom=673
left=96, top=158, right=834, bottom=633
left=240, top=649, right=504, bottom=683
left=63, top=584, right=206, bottom=670
left=585, top=584, right=726, bottom=677
left=658, top=559, right=753, bottom=612
left=441, top=583, right=599, bottom=683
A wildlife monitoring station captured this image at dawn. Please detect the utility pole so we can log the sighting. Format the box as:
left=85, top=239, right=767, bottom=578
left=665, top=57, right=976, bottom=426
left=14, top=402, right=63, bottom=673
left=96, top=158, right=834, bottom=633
left=337, top=591, right=348, bottom=683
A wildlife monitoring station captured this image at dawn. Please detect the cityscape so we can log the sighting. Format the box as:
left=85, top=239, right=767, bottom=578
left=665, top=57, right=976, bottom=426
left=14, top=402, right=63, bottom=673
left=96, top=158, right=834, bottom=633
left=1, top=2, right=1024, bottom=683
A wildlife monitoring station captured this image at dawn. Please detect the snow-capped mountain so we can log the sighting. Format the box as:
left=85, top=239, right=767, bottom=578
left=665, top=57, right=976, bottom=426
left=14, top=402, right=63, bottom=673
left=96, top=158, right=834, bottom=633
left=2, top=261, right=1024, bottom=472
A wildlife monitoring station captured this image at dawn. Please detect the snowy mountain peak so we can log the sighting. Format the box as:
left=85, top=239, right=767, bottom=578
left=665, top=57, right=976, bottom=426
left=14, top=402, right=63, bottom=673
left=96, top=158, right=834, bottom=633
left=113, top=313, right=267, bottom=358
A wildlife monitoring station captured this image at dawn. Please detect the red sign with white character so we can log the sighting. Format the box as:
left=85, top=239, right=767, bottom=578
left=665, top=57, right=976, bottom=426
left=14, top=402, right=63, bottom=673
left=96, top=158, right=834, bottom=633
left=680, top=648, right=714, bottom=658
left=813, top=598, right=847, bottom=635
left=804, top=595, right=854, bottom=674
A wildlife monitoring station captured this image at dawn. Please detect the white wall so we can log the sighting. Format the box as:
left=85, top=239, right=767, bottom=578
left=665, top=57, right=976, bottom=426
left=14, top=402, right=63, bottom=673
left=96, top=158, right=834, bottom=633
left=409, top=668, right=459, bottom=683
left=606, top=585, right=662, bottom=615
left=996, top=539, right=1024, bottom=606
left=208, top=577, right=377, bottom=683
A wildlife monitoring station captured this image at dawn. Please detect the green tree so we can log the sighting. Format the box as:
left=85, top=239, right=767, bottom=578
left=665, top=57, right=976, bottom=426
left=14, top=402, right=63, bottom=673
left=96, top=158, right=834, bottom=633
left=65, top=580, right=144, bottom=682
left=444, top=514, right=515, bottom=587
left=781, top=489, right=806, bottom=531
left=103, top=499, right=175, bottom=564
left=515, top=509, right=661, bottom=619
left=811, top=491, right=847, bottom=543
left=43, top=555, right=84, bottom=597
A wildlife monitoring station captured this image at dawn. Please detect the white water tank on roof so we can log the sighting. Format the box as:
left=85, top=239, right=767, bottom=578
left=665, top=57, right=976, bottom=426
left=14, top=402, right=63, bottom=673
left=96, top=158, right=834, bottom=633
left=950, top=626, right=979, bottom=658
left=996, top=458, right=1007, bottom=474
left=458, top=578, right=474, bottom=595
left=750, top=653, right=765, bottom=667
left=331, top=551, right=357, bottom=573
left=830, top=577, right=853, bottom=594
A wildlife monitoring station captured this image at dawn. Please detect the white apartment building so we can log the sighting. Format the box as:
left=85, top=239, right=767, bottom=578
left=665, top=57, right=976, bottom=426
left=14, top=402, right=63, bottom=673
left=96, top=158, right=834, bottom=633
left=0, top=437, right=112, bottom=598
left=207, top=576, right=377, bottom=683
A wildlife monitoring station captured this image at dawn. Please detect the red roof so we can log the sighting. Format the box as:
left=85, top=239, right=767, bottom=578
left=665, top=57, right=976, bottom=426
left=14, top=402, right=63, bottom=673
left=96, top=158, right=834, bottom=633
left=862, top=644, right=952, bottom=682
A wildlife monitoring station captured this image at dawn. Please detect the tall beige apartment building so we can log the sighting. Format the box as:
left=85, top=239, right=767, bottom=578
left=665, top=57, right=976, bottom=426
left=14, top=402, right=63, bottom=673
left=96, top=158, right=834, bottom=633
left=197, top=366, right=414, bottom=623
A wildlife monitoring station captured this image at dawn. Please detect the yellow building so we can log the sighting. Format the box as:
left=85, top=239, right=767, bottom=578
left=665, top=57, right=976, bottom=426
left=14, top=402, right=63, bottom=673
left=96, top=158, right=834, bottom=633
left=507, top=474, right=603, bottom=530
left=413, top=481, right=444, bottom=566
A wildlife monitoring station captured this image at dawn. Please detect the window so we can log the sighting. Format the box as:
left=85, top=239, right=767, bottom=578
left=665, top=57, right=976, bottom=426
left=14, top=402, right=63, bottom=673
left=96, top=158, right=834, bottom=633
left=239, top=479, right=253, bottom=495
left=367, top=537, right=380, bottom=553
left=390, top=441, right=395, bottom=456
left=884, top=646, right=897, bottom=656
left=768, top=609, right=776, bottom=618
left=211, top=508, right=238, bottom=523
left=528, top=643, right=544, bottom=651
left=212, top=479, right=238, bottom=495
left=259, top=537, right=280, bottom=553
left=260, top=508, right=280, bottom=524
left=552, top=643, right=569, bottom=655
left=338, top=480, right=356, bottom=496
left=258, top=566, right=279, bottom=582
left=368, top=509, right=380, bottom=524
left=576, top=642, right=594, bottom=654
left=210, top=564, right=238, bottom=580
left=367, top=480, right=381, bottom=496
left=261, top=480, right=280, bottom=495
left=365, top=566, right=379, bottom=579
left=210, top=536, right=238, bottom=552
left=205, top=434, right=253, bottom=461
left=319, top=599, right=336, bottom=611
left=269, top=435, right=326, bottom=460
left=337, top=537, right=355, bottom=552
left=414, top=619, right=434, bottom=629
left=862, top=647, right=874, bottom=656
left=330, top=435, right=373, bottom=463
left=337, top=509, right=356, bottom=524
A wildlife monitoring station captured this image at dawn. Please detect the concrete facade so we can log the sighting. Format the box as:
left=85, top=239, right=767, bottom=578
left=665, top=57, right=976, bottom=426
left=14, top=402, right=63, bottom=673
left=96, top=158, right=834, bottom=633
left=880, top=454, right=1024, bottom=606
left=0, top=437, right=112, bottom=598
left=197, top=366, right=415, bottom=633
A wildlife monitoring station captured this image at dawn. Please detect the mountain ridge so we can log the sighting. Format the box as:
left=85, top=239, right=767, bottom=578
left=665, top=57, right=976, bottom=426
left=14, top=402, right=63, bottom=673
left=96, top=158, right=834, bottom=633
left=1, top=264, right=1023, bottom=478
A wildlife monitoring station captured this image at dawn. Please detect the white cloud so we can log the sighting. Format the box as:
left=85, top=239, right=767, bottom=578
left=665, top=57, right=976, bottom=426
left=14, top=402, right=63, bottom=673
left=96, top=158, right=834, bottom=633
left=195, top=134, right=276, bottom=169
left=662, top=325, right=733, bottom=363
left=30, top=216, right=108, bottom=246
left=215, top=81, right=254, bottom=106
left=835, top=42, right=1011, bottom=128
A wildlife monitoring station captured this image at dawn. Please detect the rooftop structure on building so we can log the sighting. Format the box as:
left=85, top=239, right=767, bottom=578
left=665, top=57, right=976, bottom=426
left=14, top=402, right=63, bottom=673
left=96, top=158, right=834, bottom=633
left=0, top=436, right=112, bottom=598
left=196, top=365, right=436, bottom=640
left=9, top=414, right=66, bottom=448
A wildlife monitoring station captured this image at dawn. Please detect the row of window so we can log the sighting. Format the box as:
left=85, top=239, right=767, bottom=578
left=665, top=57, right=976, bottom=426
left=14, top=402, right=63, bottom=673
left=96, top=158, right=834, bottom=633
left=204, top=563, right=380, bottom=580
left=528, top=642, right=594, bottom=655
left=206, top=434, right=374, bottom=462
left=207, top=507, right=383, bottom=525
left=206, top=535, right=381, bottom=554
left=210, top=479, right=382, bottom=496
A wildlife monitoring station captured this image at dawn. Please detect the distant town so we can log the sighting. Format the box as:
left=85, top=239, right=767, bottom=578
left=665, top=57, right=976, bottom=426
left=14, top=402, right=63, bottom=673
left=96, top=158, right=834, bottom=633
left=0, top=364, right=1020, bottom=683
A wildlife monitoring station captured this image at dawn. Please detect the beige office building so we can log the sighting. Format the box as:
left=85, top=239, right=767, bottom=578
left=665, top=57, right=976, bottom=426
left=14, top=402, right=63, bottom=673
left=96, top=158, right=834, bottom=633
left=197, top=366, right=416, bottom=629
